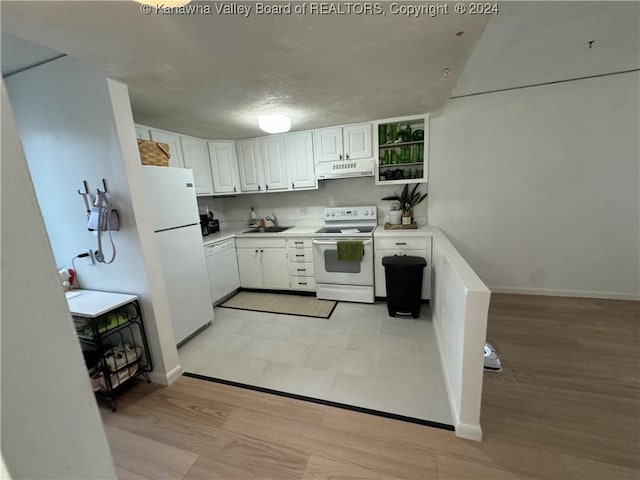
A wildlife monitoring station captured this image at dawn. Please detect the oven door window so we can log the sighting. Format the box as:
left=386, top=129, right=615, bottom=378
left=323, top=249, right=362, bottom=274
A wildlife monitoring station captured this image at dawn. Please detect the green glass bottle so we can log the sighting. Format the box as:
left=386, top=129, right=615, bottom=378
left=389, top=124, right=397, bottom=143
left=379, top=125, right=387, bottom=145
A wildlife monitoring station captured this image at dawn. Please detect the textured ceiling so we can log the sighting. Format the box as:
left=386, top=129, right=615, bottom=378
left=1, top=1, right=489, bottom=139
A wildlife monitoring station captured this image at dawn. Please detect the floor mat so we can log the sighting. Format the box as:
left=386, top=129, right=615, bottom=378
left=220, top=291, right=337, bottom=319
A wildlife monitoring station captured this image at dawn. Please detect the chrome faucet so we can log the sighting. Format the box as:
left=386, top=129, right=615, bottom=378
left=265, top=212, right=278, bottom=227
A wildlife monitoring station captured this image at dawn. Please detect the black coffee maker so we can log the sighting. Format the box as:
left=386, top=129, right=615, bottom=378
left=199, top=213, right=210, bottom=235
left=199, top=206, right=220, bottom=236
left=207, top=212, right=220, bottom=234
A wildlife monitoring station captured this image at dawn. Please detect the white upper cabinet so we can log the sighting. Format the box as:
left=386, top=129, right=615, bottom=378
left=260, top=135, right=288, bottom=192
left=285, top=131, right=316, bottom=190
left=149, top=128, right=185, bottom=168
left=313, top=127, right=344, bottom=164
left=343, top=123, right=373, bottom=160
left=180, top=136, right=214, bottom=195
left=135, top=125, right=151, bottom=140
left=208, top=141, right=240, bottom=195
left=237, top=138, right=264, bottom=192
left=314, top=123, right=372, bottom=164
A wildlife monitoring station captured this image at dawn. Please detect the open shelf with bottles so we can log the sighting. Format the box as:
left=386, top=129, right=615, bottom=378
left=374, top=114, right=428, bottom=185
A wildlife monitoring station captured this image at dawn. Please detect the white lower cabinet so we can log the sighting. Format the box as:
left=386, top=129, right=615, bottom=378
left=374, top=235, right=432, bottom=300
left=236, top=238, right=288, bottom=289
left=287, top=237, right=315, bottom=291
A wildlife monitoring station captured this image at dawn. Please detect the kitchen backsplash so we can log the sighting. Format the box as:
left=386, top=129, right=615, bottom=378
left=197, top=177, right=428, bottom=228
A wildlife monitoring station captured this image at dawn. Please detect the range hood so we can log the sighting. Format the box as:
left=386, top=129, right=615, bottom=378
left=315, top=158, right=374, bottom=180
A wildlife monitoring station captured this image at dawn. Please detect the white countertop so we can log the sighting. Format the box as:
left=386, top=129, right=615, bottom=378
left=202, top=229, right=243, bottom=246
left=202, top=224, right=435, bottom=245
left=373, top=225, right=435, bottom=237
left=202, top=224, right=322, bottom=245
left=65, top=289, right=138, bottom=318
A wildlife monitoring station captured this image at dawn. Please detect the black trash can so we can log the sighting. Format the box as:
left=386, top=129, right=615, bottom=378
left=382, top=255, right=427, bottom=318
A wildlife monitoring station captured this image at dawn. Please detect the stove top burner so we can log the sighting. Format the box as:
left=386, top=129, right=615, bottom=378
left=314, top=226, right=376, bottom=235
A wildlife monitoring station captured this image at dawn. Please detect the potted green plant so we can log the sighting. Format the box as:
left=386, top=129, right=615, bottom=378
left=381, top=184, right=427, bottom=225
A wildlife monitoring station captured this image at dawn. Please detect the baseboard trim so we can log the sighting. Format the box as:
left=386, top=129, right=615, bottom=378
left=489, top=286, right=639, bottom=301
left=148, top=365, right=183, bottom=386
left=166, top=365, right=184, bottom=385
left=455, top=422, right=483, bottom=441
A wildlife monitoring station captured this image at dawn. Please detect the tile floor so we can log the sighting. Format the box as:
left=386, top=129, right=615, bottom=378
left=178, top=300, right=452, bottom=425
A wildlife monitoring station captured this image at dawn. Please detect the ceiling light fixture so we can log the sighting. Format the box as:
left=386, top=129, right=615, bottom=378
left=134, top=0, right=191, bottom=8
left=443, top=67, right=451, bottom=77
left=258, top=114, right=291, bottom=134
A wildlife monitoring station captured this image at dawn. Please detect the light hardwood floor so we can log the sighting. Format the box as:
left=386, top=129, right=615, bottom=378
left=102, top=294, right=640, bottom=479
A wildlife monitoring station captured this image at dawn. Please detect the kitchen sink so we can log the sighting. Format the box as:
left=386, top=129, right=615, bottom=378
left=243, top=226, right=292, bottom=233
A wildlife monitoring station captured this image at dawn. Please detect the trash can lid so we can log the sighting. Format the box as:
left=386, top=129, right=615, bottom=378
left=382, top=255, right=427, bottom=268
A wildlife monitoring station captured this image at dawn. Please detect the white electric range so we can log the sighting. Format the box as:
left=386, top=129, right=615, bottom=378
left=312, top=206, right=377, bottom=303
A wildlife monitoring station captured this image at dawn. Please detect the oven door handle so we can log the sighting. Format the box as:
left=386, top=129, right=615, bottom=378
left=312, top=239, right=372, bottom=246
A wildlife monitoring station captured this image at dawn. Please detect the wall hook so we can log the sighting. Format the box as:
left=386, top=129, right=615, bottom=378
left=77, top=180, right=89, bottom=196
left=77, top=180, right=91, bottom=213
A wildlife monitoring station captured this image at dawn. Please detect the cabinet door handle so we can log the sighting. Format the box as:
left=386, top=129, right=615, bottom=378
left=395, top=242, right=407, bottom=246
left=260, top=249, right=264, bottom=253
left=292, top=182, right=295, bottom=189
left=294, top=241, right=304, bottom=245
left=266, top=184, right=269, bottom=190
left=258, top=185, right=262, bottom=191
left=339, top=154, right=343, bottom=161
left=296, top=268, right=306, bottom=272
left=233, top=186, right=237, bottom=192
left=295, top=254, right=304, bottom=257
left=255, top=249, right=258, bottom=253
left=346, top=153, right=350, bottom=160
left=299, top=282, right=307, bottom=285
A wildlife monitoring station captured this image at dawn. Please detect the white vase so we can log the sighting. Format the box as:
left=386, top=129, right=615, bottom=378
left=389, top=210, right=402, bottom=225
left=402, top=215, right=411, bottom=225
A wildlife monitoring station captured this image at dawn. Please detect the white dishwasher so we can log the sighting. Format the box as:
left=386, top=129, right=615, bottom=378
left=205, top=238, right=240, bottom=305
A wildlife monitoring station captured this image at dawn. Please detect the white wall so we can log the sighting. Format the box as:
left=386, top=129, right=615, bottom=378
left=431, top=228, right=491, bottom=441
left=429, top=2, right=640, bottom=300
left=1, top=81, right=116, bottom=479
left=5, top=56, right=181, bottom=383
left=198, top=176, right=428, bottom=228
left=429, top=71, right=639, bottom=299
left=107, top=79, right=182, bottom=385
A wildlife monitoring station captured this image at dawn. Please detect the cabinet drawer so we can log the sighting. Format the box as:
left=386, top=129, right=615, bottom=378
left=287, top=238, right=312, bottom=249
left=375, top=236, right=429, bottom=251
left=236, top=237, right=286, bottom=249
left=290, top=277, right=316, bottom=291
left=288, top=248, right=313, bottom=263
left=288, top=262, right=315, bottom=277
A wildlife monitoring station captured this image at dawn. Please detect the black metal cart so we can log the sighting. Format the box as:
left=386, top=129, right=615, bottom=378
left=67, top=290, right=153, bottom=411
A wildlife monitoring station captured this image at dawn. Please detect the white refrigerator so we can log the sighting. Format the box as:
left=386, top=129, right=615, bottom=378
left=142, top=166, right=214, bottom=345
